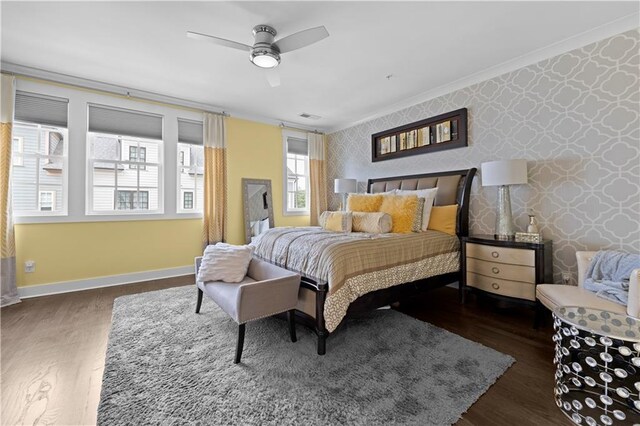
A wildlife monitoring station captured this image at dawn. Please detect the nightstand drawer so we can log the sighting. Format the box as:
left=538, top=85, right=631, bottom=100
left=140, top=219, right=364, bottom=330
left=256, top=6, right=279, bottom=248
left=466, top=272, right=536, bottom=301
left=466, top=243, right=535, bottom=267
left=466, top=257, right=536, bottom=283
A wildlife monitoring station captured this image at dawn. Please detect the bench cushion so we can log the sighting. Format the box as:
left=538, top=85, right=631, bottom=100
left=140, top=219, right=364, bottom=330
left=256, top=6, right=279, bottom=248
left=198, top=276, right=256, bottom=322
left=536, top=284, right=627, bottom=315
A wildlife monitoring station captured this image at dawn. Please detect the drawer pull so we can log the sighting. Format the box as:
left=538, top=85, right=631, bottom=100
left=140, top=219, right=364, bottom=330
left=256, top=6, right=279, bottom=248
left=491, top=251, right=499, bottom=258
left=492, top=266, right=500, bottom=274
left=492, top=282, right=500, bottom=290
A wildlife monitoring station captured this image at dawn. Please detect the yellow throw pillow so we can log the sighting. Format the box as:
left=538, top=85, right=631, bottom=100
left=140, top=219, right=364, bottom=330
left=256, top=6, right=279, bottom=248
left=346, top=194, right=383, bottom=212
left=427, top=204, right=458, bottom=235
left=351, top=212, right=393, bottom=233
left=379, top=195, right=419, bottom=233
left=319, top=211, right=352, bottom=232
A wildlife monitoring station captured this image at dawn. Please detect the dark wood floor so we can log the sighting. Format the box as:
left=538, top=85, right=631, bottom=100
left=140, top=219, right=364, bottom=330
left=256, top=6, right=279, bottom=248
left=1, top=279, right=569, bottom=425
left=397, top=289, right=569, bottom=426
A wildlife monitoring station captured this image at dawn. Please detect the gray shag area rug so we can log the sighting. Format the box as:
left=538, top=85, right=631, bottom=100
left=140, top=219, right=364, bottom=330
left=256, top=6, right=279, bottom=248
left=99, top=285, right=514, bottom=425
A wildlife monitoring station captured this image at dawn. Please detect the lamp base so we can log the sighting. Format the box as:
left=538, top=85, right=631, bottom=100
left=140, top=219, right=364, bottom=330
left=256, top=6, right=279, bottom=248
left=494, top=185, right=515, bottom=239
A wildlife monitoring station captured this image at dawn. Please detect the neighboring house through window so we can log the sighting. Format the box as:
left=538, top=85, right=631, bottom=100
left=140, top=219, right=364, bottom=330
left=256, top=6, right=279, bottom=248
left=11, top=91, right=69, bottom=216
left=129, top=145, right=146, bottom=170
left=12, top=136, right=23, bottom=166
left=115, top=190, right=149, bottom=210
left=86, top=104, right=163, bottom=214
left=183, top=191, right=194, bottom=210
left=177, top=118, right=203, bottom=213
left=38, top=190, right=55, bottom=211
left=283, top=131, right=309, bottom=215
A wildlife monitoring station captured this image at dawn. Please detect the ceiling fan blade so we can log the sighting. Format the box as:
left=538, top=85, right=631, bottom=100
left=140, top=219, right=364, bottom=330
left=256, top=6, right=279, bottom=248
left=274, top=26, right=329, bottom=54
left=266, top=68, right=281, bottom=87
left=187, top=31, right=252, bottom=52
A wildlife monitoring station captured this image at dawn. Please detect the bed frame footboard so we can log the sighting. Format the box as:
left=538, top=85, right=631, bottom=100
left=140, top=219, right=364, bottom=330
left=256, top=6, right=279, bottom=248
left=294, top=271, right=461, bottom=355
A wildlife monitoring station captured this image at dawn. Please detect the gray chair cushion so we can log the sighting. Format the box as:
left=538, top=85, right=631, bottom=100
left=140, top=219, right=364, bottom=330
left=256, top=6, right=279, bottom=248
left=197, top=276, right=256, bottom=323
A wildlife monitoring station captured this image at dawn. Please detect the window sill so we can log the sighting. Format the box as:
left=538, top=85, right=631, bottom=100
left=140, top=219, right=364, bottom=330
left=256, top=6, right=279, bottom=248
left=282, top=210, right=310, bottom=217
left=14, top=213, right=203, bottom=225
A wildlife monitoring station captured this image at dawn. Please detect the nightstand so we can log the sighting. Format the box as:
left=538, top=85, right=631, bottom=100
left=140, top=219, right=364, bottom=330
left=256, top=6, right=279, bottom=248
left=461, top=235, right=553, bottom=326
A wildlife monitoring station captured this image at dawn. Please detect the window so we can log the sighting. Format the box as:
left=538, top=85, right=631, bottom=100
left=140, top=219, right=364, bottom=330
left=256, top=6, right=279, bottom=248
left=115, top=190, right=149, bottom=210
left=183, top=191, right=194, bottom=210
left=38, top=190, right=55, bottom=211
left=177, top=118, right=203, bottom=213
left=283, top=131, right=309, bottom=215
left=11, top=91, right=69, bottom=216
left=128, top=146, right=146, bottom=170
left=12, top=137, right=23, bottom=166
left=87, top=104, right=163, bottom=214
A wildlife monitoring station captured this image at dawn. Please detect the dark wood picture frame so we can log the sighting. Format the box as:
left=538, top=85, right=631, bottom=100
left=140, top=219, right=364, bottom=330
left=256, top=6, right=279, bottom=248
left=371, top=108, right=468, bottom=162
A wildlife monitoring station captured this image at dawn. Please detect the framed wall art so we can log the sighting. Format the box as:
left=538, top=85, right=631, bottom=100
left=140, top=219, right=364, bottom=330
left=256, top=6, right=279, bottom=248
left=371, top=108, right=468, bottom=162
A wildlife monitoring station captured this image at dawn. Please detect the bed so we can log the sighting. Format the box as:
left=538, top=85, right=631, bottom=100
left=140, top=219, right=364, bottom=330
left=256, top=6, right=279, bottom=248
left=252, top=168, right=476, bottom=355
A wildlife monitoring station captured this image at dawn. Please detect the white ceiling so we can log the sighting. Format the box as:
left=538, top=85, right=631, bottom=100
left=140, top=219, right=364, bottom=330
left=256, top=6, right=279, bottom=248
left=1, top=2, right=638, bottom=132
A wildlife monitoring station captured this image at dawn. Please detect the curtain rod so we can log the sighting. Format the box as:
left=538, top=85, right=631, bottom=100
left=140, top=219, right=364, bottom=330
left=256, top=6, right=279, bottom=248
left=279, top=122, right=323, bottom=135
left=0, top=65, right=228, bottom=117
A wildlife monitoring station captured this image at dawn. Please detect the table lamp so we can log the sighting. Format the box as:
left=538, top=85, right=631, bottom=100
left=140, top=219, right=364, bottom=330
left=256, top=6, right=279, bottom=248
left=334, top=178, right=357, bottom=211
left=481, top=159, right=528, bottom=240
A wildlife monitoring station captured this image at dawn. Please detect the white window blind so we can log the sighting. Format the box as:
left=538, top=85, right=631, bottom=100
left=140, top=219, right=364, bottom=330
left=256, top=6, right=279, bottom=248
left=88, top=104, right=163, bottom=140
left=15, top=91, right=69, bottom=128
left=287, top=137, right=308, bottom=156
left=178, top=118, right=203, bottom=145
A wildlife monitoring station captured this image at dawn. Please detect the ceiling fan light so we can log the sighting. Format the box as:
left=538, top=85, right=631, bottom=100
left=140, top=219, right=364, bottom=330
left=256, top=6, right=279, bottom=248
left=250, top=50, right=280, bottom=68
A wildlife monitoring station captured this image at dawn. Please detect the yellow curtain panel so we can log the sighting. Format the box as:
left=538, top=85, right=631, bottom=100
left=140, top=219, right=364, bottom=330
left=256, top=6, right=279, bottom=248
left=308, top=133, right=327, bottom=226
left=202, top=113, right=227, bottom=246
left=1, top=74, right=20, bottom=306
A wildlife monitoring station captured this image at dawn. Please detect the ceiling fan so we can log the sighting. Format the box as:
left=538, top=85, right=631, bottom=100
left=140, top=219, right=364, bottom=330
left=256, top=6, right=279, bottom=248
left=187, top=24, right=329, bottom=87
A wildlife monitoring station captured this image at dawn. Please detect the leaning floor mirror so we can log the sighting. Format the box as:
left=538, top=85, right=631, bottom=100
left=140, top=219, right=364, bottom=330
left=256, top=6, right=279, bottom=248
left=242, top=178, right=275, bottom=244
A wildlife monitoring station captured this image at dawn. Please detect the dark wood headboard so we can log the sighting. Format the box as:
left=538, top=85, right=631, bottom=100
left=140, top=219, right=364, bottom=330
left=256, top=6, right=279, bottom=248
left=367, top=168, right=477, bottom=237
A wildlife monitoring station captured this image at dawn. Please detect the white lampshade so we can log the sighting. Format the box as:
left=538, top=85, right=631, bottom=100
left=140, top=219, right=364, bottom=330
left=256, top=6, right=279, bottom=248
left=334, top=178, right=357, bottom=194
left=481, top=159, right=528, bottom=187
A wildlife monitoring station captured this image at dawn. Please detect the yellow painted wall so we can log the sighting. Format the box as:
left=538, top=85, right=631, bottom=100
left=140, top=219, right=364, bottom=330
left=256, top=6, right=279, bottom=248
left=15, top=219, right=203, bottom=287
left=226, top=117, right=309, bottom=244
left=14, top=116, right=309, bottom=287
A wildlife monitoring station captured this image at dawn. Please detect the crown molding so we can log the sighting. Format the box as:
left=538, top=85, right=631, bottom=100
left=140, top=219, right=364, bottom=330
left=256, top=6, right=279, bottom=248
left=0, top=62, right=323, bottom=133
left=326, top=13, right=640, bottom=134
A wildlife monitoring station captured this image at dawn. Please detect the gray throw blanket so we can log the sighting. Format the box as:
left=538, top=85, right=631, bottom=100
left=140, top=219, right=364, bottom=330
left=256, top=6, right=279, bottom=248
left=583, top=250, right=640, bottom=306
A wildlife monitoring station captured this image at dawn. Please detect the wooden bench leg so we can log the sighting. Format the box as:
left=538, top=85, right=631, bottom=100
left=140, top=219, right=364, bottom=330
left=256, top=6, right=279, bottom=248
left=287, top=310, right=297, bottom=342
left=195, top=288, right=203, bottom=313
left=235, top=323, right=245, bottom=364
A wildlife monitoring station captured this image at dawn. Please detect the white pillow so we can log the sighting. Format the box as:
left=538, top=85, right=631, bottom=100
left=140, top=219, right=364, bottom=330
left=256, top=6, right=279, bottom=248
left=197, top=243, right=254, bottom=283
left=394, top=188, right=438, bottom=231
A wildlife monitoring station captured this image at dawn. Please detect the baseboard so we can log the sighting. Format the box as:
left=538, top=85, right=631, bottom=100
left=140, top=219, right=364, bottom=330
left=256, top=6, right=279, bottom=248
left=17, top=266, right=194, bottom=299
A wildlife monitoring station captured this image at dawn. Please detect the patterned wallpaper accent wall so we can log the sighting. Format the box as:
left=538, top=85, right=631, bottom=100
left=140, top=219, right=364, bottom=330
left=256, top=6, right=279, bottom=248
left=327, top=29, right=640, bottom=283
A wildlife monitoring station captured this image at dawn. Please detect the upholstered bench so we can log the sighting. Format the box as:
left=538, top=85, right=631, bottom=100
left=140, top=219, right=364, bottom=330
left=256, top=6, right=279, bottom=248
left=536, top=251, right=640, bottom=319
left=195, top=256, right=301, bottom=363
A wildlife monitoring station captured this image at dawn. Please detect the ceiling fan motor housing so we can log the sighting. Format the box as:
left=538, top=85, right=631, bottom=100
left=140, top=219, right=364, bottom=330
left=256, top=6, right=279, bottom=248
left=250, top=25, right=281, bottom=68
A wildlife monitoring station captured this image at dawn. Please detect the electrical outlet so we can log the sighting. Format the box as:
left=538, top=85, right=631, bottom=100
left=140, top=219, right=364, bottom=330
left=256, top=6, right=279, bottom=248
left=24, top=260, right=35, bottom=273
left=561, top=273, right=571, bottom=284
